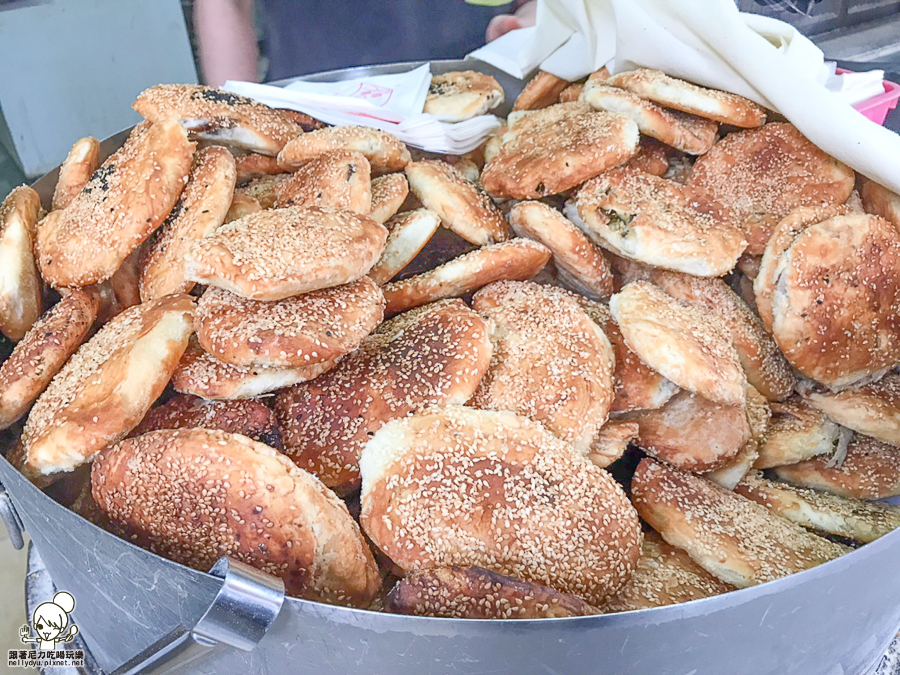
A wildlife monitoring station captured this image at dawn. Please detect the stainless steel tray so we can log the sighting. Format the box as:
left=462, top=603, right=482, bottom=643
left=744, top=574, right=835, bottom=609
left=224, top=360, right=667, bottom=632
left=2, top=59, right=900, bottom=675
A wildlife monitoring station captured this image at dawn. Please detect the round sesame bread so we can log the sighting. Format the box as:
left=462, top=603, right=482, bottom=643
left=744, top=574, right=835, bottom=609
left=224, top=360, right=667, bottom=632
left=769, top=213, right=900, bottom=389
left=631, top=458, right=847, bottom=589
left=381, top=238, right=551, bottom=316
left=622, top=137, right=671, bottom=177
left=581, top=82, right=718, bottom=155
left=626, top=389, right=749, bottom=472
left=91, top=428, right=380, bottom=605
left=131, top=393, right=282, bottom=450
left=423, top=71, right=505, bottom=122
left=602, top=530, right=734, bottom=613
left=575, top=297, right=678, bottom=414
left=860, top=177, right=900, bottom=230
left=574, top=167, right=746, bottom=277
left=195, top=277, right=385, bottom=368
left=368, top=173, right=409, bottom=225
left=687, top=123, right=855, bottom=255
left=132, top=84, right=303, bottom=156
left=753, top=396, right=841, bottom=470
left=386, top=566, right=598, bottom=619
left=512, top=71, right=571, bottom=112
left=184, top=205, right=388, bottom=301
left=235, top=174, right=285, bottom=209
left=276, top=125, right=411, bottom=175
left=359, top=406, right=643, bottom=606
left=754, top=204, right=850, bottom=330
left=21, top=294, right=195, bottom=478
left=273, top=299, right=493, bottom=494
left=0, top=290, right=99, bottom=430
left=406, top=160, right=509, bottom=246
left=470, top=281, right=615, bottom=453
left=586, top=420, right=639, bottom=469
left=735, top=471, right=900, bottom=544
left=234, top=152, right=282, bottom=182
left=509, top=201, right=614, bottom=301
left=798, top=372, right=900, bottom=446
left=0, top=186, right=43, bottom=340
left=274, top=150, right=372, bottom=213
left=367, top=209, right=441, bottom=286
left=607, top=68, right=767, bottom=128
left=225, top=192, right=262, bottom=223
left=615, top=261, right=794, bottom=401
left=481, top=102, right=640, bottom=200
left=172, top=337, right=336, bottom=400
left=610, top=281, right=747, bottom=406
left=139, top=146, right=237, bottom=301
left=36, top=120, right=195, bottom=288
left=51, top=136, right=100, bottom=211
left=773, top=435, right=900, bottom=500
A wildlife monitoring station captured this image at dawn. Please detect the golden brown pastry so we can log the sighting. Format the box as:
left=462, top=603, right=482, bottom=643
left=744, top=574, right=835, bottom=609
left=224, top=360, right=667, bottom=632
left=274, top=150, right=372, bottom=213
left=0, top=186, right=44, bottom=340
left=367, top=209, right=441, bottom=285
left=277, top=125, right=411, bottom=175
left=368, top=173, right=409, bottom=225
left=753, top=396, right=841, bottom=470
left=587, top=420, right=639, bottom=469
left=860, top=177, right=900, bottom=229
left=424, top=71, right=504, bottom=122
left=512, top=71, right=570, bottom=111
left=51, top=136, right=100, bottom=211
left=233, top=152, right=282, bottom=181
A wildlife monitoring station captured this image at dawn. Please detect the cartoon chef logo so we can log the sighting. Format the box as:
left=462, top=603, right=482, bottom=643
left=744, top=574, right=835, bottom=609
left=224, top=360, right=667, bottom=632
left=19, top=591, right=79, bottom=650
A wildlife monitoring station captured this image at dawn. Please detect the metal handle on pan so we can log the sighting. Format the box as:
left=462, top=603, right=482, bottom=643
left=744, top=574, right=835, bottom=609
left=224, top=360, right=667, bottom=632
left=0, top=478, right=25, bottom=550
left=109, top=557, right=285, bottom=675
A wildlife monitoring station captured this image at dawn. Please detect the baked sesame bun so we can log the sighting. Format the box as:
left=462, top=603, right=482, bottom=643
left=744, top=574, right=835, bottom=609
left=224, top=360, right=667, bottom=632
left=736, top=471, right=900, bottom=544
left=274, top=150, right=372, bottom=214
left=575, top=298, right=678, bottom=414
left=274, top=299, right=493, bottom=494
left=587, top=420, right=639, bottom=469
left=773, top=435, right=900, bottom=500
left=172, top=337, right=336, bottom=400
left=36, top=120, right=195, bottom=288
left=0, top=186, right=44, bottom=340
left=799, top=372, right=900, bottom=446
left=133, top=84, right=302, bottom=156
left=610, top=281, right=747, bottom=406
left=195, top=278, right=384, bottom=368
left=574, top=167, right=746, bottom=277
left=424, top=71, right=505, bottom=122
left=470, top=281, right=615, bottom=453
left=512, top=71, right=570, bottom=111
left=225, top=192, right=262, bottom=224
left=626, top=389, right=749, bottom=472
left=688, top=123, right=855, bottom=254
left=360, top=406, right=643, bottom=606
left=386, top=566, right=598, bottom=619
left=381, top=238, right=551, bottom=316
left=368, top=173, right=409, bottom=225
left=367, top=209, right=441, bottom=286
left=602, top=530, right=734, bottom=613
left=754, top=204, right=850, bottom=330
left=51, top=137, right=100, bottom=211
left=184, top=205, right=388, bottom=301
left=91, top=428, right=380, bottom=605
left=482, top=103, right=640, bottom=200
left=277, top=126, right=411, bottom=175
left=860, top=177, right=900, bottom=230
left=607, top=68, right=767, bottom=128
left=581, top=82, right=718, bottom=155
left=769, top=214, right=900, bottom=389
left=631, top=458, right=847, bottom=588
left=0, top=289, right=99, bottom=429
left=21, top=294, right=195, bottom=477
left=235, top=174, right=285, bottom=209
left=509, top=201, right=614, bottom=301
left=139, top=146, right=237, bottom=301
left=753, top=396, right=841, bottom=470
left=406, top=160, right=508, bottom=246
left=131, top=393, right=282, bottom=450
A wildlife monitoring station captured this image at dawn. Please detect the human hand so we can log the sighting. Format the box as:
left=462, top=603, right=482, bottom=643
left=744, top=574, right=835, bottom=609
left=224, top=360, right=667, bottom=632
left=485, top=0, right=537, bottom=42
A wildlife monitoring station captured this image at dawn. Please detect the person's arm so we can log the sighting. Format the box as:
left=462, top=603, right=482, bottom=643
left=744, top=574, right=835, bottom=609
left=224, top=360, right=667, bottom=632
left=193, top=0, right=260, bottom=86
left=485, top=0, right=537, bottom=42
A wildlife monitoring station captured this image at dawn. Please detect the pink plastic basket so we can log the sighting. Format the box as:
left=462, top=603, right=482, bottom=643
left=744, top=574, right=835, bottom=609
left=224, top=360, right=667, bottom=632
left=836, top=68, right=900, bottom=126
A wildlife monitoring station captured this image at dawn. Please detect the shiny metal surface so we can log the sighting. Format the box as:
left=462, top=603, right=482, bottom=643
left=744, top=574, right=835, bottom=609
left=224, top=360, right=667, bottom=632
left=3, top=59, right=900, bottom=675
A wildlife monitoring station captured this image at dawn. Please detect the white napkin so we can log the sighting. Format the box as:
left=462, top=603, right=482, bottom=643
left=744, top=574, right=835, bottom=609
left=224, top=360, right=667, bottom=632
left=469, top=0, right=900, bottom=195
left=223, top=65, right=500, bottom=155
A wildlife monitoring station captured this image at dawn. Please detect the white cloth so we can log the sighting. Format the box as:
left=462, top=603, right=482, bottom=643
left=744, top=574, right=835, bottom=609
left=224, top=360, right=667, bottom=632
left=223, top=65, right=500, bottom=155
left=469, top=0, right=900, bottom=194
